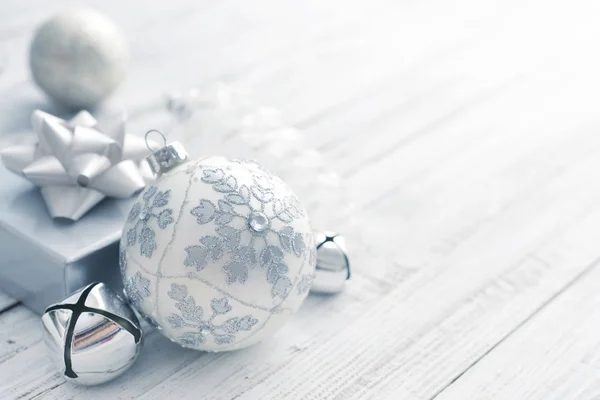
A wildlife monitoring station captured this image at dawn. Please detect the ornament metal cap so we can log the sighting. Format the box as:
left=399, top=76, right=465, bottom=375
left=144, top=129, right=188, bottom=176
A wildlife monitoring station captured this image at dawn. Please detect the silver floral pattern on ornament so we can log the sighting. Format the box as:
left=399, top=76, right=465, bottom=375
left=126, top=186, right=175, bottom=258
left=124, top=271, right=151, bottom=307
left=296, top=274, right=315, bottom=295
left=119, top=247, right=128, bottom=275
left=296, top=245, right=318, bottom=294
left=166, top=283, right=258, bottom=347
left=184, top=166, right=308, bottom=299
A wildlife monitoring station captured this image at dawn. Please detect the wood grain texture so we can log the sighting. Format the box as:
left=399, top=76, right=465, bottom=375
left=2, top=0, right=600, bottom=399
left=435, top=256, right=600, bottom=400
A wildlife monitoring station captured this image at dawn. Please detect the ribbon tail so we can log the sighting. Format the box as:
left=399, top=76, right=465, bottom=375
left=88, top=160, right=146, bottom=198
left=40, top=115, right=73, bottom=167
left=22, top=156, right=72, bottom=186
left=31, top=110, right=65, bottom=137
left=69, top=110, right=97, bottom=128
left=123, top=134, right=157, bottom=160
left=95, top=117, right=126, bottom=148
left=40, top=185, right=105, bottom=221
left=68, top=154, right=112, bottom=186
left=71, top=126, right=120, bottom=163
left=1, top=145, right=36, bottom=174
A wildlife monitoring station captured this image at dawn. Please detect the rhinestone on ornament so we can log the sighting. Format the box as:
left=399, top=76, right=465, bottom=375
left=248, top=211, right=270, bottom=233
left=139, top=207, right=151, bottom=221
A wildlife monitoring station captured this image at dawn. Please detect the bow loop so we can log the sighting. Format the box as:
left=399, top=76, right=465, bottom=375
left=0, top=110, right=153, bottom=221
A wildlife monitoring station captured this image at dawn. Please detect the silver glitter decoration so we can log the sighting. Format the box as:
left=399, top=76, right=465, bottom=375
left=29, top=9, right=128, bottom=109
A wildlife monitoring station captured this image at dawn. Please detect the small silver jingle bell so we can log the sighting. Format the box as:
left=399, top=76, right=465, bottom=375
left=41, top=282, right=143, bottom=386
left=311, top=231, right=351, bottom=294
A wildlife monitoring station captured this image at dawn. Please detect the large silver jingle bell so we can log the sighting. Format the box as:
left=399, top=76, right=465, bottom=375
left=41, top=282, right=143, bottom=386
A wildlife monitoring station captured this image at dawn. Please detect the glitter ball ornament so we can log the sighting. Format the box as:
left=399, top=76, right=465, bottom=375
left=29, top=9, right=128, bottom=109
left=120, top=137, right=316, bottom=351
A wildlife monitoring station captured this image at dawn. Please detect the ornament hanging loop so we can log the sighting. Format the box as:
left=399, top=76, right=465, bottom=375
left=144, top=129, right=189, bottom=176
left=145, top=129, right=168, bottom=152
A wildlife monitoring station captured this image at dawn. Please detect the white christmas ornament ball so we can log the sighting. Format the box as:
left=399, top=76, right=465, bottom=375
left=120, top=157, right=317, bottom=351
left=29, top=9, right=128, bottom=109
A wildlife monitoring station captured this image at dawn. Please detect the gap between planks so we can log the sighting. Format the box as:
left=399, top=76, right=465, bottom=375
left=435, top=253, right=600, bottom=400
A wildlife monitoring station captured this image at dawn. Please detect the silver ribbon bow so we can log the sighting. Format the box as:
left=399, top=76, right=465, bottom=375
left=1, top=110, right=154, bottom=221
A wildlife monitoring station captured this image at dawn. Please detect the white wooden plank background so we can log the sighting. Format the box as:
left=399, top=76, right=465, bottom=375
left=2, top=0, right=600, bottom=399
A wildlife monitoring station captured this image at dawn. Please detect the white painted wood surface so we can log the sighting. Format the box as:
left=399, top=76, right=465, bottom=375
left=2, top=0, right=600, bottom=399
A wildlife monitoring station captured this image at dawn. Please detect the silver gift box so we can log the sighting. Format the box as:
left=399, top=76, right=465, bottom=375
left=0, top=165, right=133, bottom=314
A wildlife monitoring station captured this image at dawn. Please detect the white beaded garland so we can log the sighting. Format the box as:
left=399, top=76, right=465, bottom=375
left=120, top=156, right=316, bottom=351
left=29, top=9, right=128, bottom=109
